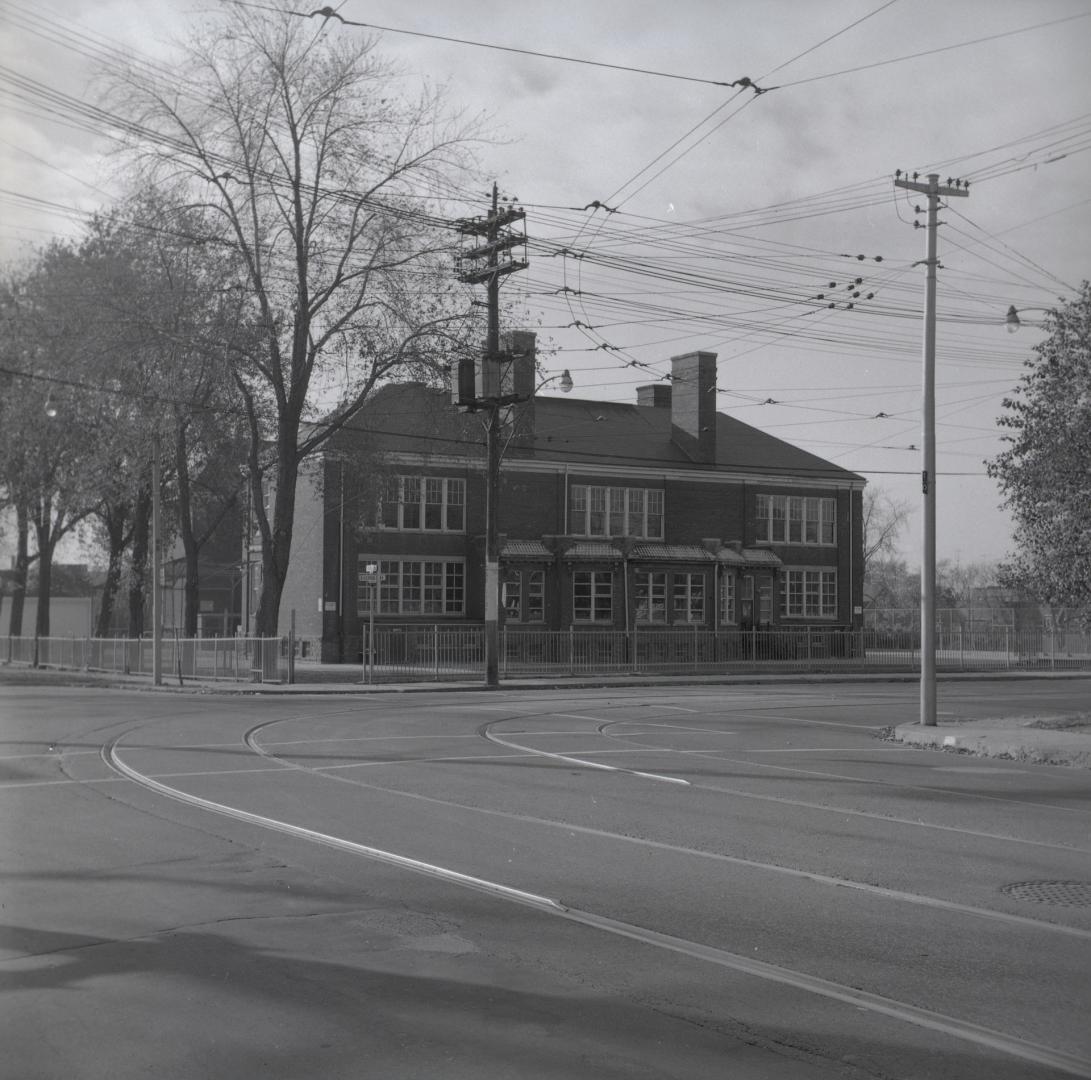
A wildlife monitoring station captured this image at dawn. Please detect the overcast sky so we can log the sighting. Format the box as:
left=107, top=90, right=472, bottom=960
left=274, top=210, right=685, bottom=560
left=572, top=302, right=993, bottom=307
left=3, top=0, right=1090, bottom=569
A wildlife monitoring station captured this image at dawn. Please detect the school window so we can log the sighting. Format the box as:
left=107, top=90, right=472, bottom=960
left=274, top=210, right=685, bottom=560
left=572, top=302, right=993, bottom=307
left=755, top=494, right=836, bottom=546
left=502, top=569, right=545, bottom=623
left=672, top=573, right=705, bottom=624
left=569, top=485, right=664, bottom=539
left=783, top=569, right=837, bottom=618
left=759, top=582, right=773, bottom=625
left=358, top=558, right=465, bottom=615
left=719, top=573, right=736, bottom=624
left=380, top=476, right=465, bottom=532
left=634, top=572, right=667, bottom=623
left=573, top=570, right=613, bottom=622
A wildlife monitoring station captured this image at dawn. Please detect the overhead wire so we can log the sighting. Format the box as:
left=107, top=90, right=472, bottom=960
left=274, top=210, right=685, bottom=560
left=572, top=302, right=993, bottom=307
left=773, top=11, right=1091, bottom=90
left=1, top=0, right=1081, bottom=468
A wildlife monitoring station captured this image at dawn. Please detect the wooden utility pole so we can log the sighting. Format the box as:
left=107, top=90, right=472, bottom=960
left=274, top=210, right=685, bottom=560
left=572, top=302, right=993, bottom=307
left=454, top=184, right=528, bottom=687
left=893, top=172, right=968, bottom=726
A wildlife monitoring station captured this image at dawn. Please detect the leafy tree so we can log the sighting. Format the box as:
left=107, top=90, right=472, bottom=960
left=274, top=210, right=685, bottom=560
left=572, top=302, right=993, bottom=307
left=105, top=2, right=484, bottom=635
left=0, top=275, right=33, bottom=636
left=0, top=250, right=99, bottom=638
left=26, top=197, right=248, bottom=639
left=988, top=282, right=1091, bottom=610
left=105, top=196, right=249, bottom=637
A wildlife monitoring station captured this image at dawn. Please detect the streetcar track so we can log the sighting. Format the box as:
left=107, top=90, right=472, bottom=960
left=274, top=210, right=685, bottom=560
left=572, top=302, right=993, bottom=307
left=465, top=716, right=1090, bottom=852
left=250, top=708, right=1091, bottom=854
left=239, top=718, right=1091, bottom=941
left=598, top=719, right=1091, bottom=816
left=102, top=725, right=1091, bottom=1080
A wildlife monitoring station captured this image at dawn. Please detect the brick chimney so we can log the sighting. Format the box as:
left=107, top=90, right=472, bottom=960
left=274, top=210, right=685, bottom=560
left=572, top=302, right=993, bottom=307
left=636, top=384, right=672, bottom=408
left=670, top=351, right=717, bottom=463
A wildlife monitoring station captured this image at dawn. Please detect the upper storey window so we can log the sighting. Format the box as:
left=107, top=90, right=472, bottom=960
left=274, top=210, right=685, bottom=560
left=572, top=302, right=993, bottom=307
left=380, top=476, right=465, bottom=532
left=755, top=494, right=835, bottom=545
left=569, top=485, right=663, bottom=539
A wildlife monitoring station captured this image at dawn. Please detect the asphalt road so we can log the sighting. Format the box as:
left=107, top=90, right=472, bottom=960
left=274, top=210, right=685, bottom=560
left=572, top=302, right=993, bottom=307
left=3, top=678, right=1090, bottom=1079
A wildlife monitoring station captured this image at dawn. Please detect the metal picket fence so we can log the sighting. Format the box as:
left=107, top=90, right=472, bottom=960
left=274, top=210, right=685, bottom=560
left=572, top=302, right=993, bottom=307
left=357, top=625, right=485, bottom=683
left=1, top=635, right=288, bottom=683
left=4, top=625, right=1090, bottom=684
left=345, top=624, right=1091, bottom=681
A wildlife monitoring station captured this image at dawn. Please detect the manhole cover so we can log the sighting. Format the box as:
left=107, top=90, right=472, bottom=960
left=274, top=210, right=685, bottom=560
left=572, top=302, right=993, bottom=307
left=1001, top=881, right=1091, bottom=907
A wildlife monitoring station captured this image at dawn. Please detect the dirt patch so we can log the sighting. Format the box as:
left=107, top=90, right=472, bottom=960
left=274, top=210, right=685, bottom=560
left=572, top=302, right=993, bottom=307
left=1025, top=715, right=1091, bottom=732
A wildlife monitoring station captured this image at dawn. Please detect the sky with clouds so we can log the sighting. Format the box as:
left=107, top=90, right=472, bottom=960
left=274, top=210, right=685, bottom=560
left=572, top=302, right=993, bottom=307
left=2, top=0, right=1090, bottom=570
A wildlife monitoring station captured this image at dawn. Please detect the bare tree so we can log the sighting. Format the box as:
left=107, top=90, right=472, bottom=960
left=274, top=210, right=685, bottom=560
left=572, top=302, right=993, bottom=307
left=105, top=2, right=484, bottom=634
left=862, top=485, right=912, bottom=572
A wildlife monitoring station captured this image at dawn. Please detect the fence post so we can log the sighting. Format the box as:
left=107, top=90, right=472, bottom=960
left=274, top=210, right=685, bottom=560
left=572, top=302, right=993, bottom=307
left=288, top=609, right=296, bottom=685
left=1051, top=627, right=1055, bottom=672
left=1005, top=625, right=1011, bottom=670
left=568, top=625, right=575, bottom=677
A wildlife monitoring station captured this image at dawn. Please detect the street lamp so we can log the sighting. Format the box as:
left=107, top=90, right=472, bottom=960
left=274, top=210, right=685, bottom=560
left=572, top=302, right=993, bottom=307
left=1005, top=304, right=1053, bottom=333
left=551, top=368, right=574, bottom=394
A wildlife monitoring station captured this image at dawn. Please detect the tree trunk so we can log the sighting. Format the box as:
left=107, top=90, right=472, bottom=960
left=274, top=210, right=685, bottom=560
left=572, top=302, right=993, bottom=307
left=32, top=502, right=54, bottom=640
left=94, top=501, right=130, bottom=637
left=253, top=435, right=300, bottom=638
left=175, top=424, right=201, bottom=637
left=127, top=486, right=152, bottom=637
left=7, top=503, right=29, bottom=637
left=6, top=502, right=29, bottom=637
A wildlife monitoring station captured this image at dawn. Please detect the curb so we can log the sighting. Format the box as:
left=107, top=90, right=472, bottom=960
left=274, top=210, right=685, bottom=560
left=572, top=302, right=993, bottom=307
left=893, top=720, right=1091, bottom=769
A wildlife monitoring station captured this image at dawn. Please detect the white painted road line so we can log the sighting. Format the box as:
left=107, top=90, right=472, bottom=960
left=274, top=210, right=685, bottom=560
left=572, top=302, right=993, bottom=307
left=484, top=724, right=689, bottom=785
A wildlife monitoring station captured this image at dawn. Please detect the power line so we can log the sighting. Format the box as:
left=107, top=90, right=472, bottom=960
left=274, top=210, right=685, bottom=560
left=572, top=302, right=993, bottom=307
left=222, top=0, right=761, bottom=89
left=776, top=11, right=1091, bottom=89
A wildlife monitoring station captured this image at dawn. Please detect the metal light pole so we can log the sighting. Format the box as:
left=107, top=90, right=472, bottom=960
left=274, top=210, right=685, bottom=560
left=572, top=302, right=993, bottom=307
left=152, top=432, right=162, bottom=686
left=360, top=561, right=378, bottom=684
left=894, top=172, right=968, bottom=726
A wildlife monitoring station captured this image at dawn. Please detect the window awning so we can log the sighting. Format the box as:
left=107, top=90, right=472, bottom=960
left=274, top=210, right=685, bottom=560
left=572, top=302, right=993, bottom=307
left=563, top=542, right=623, bottom=561
left=716, top=547, right=782, bottom=567
left=629, top=543, right=715, bottom=562
left=501, top=540, right=554, bottom=561
left=742, top=548, right=782, bottom=567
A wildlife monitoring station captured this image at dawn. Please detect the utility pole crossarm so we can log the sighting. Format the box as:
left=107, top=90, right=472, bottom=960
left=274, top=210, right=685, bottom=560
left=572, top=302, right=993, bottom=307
left=894, top=177, right=969, bottom=199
